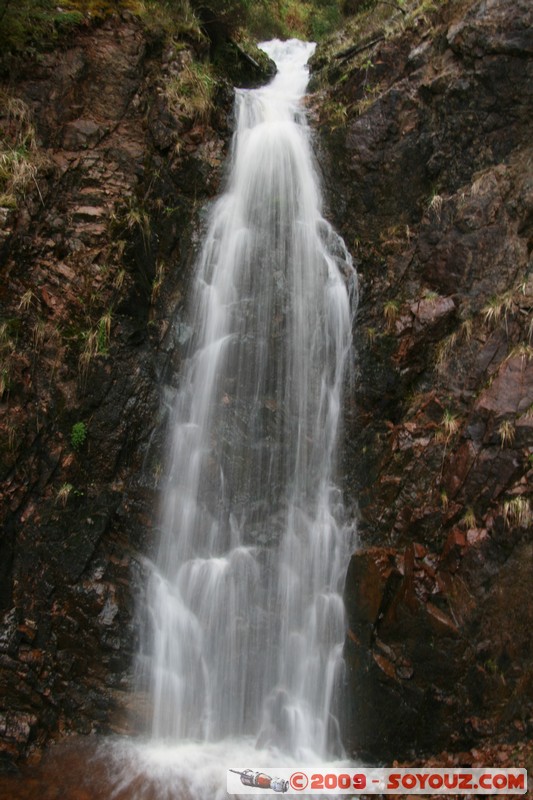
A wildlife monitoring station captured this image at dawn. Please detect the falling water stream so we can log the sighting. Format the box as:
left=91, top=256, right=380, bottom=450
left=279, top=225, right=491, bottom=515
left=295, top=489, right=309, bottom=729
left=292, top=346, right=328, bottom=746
left=0, top=39, right=357, bottom=800
left=131, top=38, right=357, bottom=796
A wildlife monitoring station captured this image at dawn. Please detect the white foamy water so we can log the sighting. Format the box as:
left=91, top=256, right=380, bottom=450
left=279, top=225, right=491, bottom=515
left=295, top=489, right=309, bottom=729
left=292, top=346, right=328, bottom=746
left=125, top=38, right=358, bottom=797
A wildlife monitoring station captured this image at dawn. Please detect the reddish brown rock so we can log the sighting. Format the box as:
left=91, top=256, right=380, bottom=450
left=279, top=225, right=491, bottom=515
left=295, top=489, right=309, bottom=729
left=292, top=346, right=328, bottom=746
left=0, top=12, right=232, bottom=767
left=475, top=357, right=533, bottom=416
left=342, top=535, right=533, bottom=760
left=314, top=0, right=533, bottom=762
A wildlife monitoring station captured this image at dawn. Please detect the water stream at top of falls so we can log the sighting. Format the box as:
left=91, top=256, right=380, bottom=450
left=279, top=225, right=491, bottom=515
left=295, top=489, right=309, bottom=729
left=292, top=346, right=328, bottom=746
left=135, top=37, right=358, bottom=785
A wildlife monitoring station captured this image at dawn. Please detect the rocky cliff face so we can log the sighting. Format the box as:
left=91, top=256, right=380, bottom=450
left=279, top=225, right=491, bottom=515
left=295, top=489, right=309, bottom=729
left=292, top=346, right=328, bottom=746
left=0, top=11, right=237, bottom=766
left=312, top=0, right=533, bottom=762
left=1, top=0, right=531, bottom=773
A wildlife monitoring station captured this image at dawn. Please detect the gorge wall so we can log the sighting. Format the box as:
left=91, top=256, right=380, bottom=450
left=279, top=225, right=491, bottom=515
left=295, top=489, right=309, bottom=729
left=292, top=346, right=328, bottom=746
left=0, top=0, right=532, bottom=771
left=0, top=9, right=242, bottom=767
left=312, top=0, right=533, bottom=762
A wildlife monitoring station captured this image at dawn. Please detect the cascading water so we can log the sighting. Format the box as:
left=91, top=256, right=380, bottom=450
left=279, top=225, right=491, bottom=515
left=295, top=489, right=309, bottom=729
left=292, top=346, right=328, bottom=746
left=131, top=38, right=357, bottom=795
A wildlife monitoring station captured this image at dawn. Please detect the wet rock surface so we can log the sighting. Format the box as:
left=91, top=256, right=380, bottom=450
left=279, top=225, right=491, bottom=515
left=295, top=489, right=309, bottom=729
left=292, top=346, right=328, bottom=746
left=1, top=0, right=532, bottom=774
left=312, top=0, right=533, bottom=761
left=341, top=538, right=533, bottom=760
left=0, top=14, right=231, bottom=766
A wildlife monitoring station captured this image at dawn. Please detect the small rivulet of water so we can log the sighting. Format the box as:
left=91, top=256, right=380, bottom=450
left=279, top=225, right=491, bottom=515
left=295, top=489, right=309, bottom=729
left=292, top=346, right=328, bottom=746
left=125, top=37, right=357, bottom=798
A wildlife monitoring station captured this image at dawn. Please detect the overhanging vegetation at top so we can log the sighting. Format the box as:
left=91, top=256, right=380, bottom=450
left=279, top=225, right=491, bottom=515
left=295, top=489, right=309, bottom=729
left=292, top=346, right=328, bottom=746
left=0, top=0, right=347, bottom=65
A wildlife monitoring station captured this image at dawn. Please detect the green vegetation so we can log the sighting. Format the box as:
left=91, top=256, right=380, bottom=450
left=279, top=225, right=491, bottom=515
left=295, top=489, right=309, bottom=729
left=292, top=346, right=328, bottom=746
left=110, top=197, right=153, bottom=292
left=498, top=418, right=515, bottom=448
left=31, top=319, right=47, bottom=352
left=165, top=61, right=217, bottom=123
left=120, top=197, right=151, bottom=248
left=482, top=291, right=514, bottom=329
left=503, top=496, right=532, bottom=530
left=460, top=316, right=473, bottom=342
left=435, top=407, right=461, bottom=479
left=322, top=98, right=349, bottom=129
left=311, top=0, right=449, bottom=126
left=435, top=322, right=466, bottom=371
left=0, top=0, right=347, bottom=64
left=0, top=0, right=87, bottom=60
left=383, top=299, right=400, bottom=330
left=78, top=311, right=112, bottom=384
left=18, top=288, right=36, bottom=311
left=151, top=260, right=165, bottom=304
left=459, top=506, right=476, bottom=530
left=507, top=343, right=533, bottom=363
left=0, top=367, right=10, bottom=397
left=364, top=325, right=378, bottom=344
left=427, top=191, right=443, bottom=218
left=195, top=0, right=344, bottom=40
left=56, top=482, right=74, bottom=507
left=275, top=0, right=343, bottom=40
left=96, top=311, right=112, bottom=354
left=441, top=408, right=460, bottom=439
left=0, top=319, right=18, bottom=397
left=0, top=0, right=199, bottom=59
left=134, top=0, right=204, bottom=40
left=70, top=421, right=87, bottom=450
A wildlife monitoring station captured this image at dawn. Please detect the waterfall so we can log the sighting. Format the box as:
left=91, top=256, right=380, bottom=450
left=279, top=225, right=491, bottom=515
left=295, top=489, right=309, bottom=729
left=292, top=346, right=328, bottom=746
left=135, top=37, right=357, bottom=783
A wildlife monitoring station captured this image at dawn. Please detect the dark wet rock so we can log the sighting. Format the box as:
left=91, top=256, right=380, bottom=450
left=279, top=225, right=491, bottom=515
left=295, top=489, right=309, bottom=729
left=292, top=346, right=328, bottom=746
left=0, top=14, right=231, bottom=761
left=62, top=119, right=103, bottom=150
left=341, top=539, right=533, bottom=761
left=192, top=2, right=277, bottom=88
left=1, top=0, right=532, bottom=770
left=312, top=0, right=533, bottom=760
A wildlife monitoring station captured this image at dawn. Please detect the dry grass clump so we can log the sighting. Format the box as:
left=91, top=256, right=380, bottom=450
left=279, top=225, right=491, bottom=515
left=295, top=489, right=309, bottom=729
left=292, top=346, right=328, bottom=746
left=0, top=90, right=47, bottom=209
